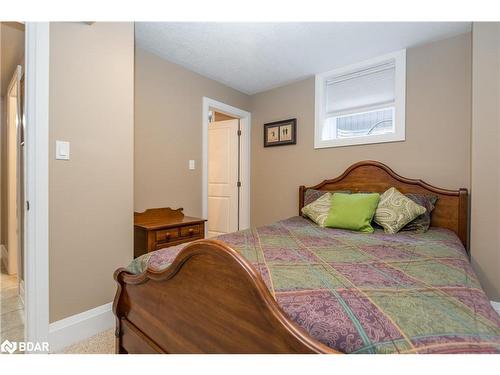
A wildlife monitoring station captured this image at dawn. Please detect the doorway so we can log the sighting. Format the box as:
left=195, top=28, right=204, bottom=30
left=1, top=22, right=50, bottom=352
left=1, top=64, right=25, bottom=348
left=202, top=98, right=251, bottom=238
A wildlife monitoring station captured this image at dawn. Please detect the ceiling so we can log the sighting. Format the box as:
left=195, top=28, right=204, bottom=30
left=135, top=22, right=471, bottom=95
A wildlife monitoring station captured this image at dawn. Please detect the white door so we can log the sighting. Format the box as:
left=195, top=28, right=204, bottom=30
left=208, top=119, right=239, bottom=238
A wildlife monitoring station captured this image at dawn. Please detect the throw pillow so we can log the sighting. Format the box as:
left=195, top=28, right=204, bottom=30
left=374, top=187, right=426, bottom=234
left=324, top=193, right=380, bottom=233
left=301, top=192, right=333, bottom=227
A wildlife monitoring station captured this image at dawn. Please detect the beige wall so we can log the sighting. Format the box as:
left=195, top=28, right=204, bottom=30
left=0, top=22, right=24, bottom=247
left=49, top=22, right=135, bottom=322
left=1, top=22, right=24, bottom=96
left=250, top=33, right=472, bottom=227
left=471, top=23, right=500, bottom=301
left=134, top=48, right=251, bottom=216
left=135, top=34, right=472, bottom=230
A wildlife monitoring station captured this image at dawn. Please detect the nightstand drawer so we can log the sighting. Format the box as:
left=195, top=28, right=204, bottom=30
left=156, top=228, right=179, bottom=242
left=180, top=224, right=201, bottom=238
left=134, top=207, right=206, bottom=258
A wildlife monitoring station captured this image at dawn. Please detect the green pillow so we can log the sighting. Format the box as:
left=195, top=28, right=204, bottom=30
left=325, top=193, right=380, bottom=233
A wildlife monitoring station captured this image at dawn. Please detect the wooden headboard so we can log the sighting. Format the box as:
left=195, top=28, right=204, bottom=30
left=299, top=161, right=469, bottom=252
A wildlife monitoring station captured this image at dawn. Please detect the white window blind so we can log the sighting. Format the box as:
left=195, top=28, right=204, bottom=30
left=325, top=62, right=395, bottom=115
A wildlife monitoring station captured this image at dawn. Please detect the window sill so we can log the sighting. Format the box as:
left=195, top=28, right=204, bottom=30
left=314, top=133, right=405, bottom=149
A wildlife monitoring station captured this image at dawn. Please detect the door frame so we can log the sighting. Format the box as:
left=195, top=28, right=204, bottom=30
left=5, top=65, right=22, bottom=276
left=202, top=97, right=251, bottom=235
left=24, top=22, right=50, bottom=348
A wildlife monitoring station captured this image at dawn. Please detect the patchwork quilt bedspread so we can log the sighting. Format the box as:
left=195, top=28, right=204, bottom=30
left=127, top=216, right=500, bottom=354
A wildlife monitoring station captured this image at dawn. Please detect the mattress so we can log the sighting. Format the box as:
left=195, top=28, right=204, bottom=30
left=127, top=216, right=500, bottom=353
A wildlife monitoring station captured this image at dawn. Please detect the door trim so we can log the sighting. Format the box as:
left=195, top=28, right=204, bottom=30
left=202, top=97, right=251, bottom=236
left=5, top=65, right=21, bottom=276
left=24, top=22, right=50, bottom=348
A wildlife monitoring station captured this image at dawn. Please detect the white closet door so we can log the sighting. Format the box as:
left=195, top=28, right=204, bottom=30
left=208, top=119, right=239, bottom=238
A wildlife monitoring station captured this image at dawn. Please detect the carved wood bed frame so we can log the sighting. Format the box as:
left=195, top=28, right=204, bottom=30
left=113, top=161, right=469, bottom=354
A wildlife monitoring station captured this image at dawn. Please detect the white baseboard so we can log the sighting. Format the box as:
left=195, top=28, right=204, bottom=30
left=1, top=244, right=7, bottom=270
left=491, top=300, right=500, bottom=316
left=48, top=302, right=114, bottom=353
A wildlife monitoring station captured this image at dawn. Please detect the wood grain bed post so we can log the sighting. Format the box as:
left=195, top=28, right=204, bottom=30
left=112, top=269, right=127, bottom=354
left=299, top=185, right=305, bottom=215
left=458, top=188, right=469, bottom=254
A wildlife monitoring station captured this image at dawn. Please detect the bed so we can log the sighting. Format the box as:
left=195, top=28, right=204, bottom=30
left=113, top=161, right=500, bottom=354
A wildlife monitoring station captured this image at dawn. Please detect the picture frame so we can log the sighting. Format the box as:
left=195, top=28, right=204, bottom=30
left=263, top=118, right=297, bottom=147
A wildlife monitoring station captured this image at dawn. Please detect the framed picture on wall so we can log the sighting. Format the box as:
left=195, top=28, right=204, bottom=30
left=264, top=118, right=297, bottom=147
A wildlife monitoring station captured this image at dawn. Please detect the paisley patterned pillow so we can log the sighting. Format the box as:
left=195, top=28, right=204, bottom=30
left=303, top=189, right=328, bottom=206
left=374, top=187, right=426, bottom=234
left=402, top=194, right=438, bottom=233
left=301, top=192, right=332, bottom=227
left=303, top=189, right=351, bottom=207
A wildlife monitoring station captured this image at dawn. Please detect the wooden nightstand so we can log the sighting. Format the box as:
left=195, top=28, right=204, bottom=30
left=134, top=207, right=206, bottom=258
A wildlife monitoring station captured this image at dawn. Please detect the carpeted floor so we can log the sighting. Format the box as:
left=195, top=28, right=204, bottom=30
left=59, top=328, right=115, bottom=354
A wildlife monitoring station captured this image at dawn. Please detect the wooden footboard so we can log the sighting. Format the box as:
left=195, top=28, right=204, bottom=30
left=113, top=240, right=337, bottom=354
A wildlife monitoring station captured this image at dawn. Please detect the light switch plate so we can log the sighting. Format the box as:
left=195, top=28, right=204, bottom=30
left=56, top=140, right=70, bottom=160
left=189, top=160, right=195, bottom=170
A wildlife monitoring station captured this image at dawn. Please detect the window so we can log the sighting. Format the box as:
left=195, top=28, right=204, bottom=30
left=315, top=50, right=406, bottom=148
